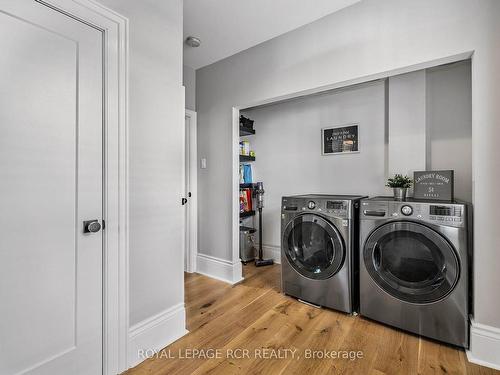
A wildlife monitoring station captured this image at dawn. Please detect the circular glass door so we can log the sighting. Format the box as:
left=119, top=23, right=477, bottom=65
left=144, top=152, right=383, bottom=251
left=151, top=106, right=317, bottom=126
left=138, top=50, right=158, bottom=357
left=364, top=221, right=460, bottom=304
left=283, top=214, right=345, bottom=280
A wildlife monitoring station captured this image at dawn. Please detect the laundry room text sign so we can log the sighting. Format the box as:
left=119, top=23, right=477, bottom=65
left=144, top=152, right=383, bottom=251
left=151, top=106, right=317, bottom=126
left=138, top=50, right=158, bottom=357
left=413, top=170, right=454, bottom=201
left=322, top=124, right=359, bottom=155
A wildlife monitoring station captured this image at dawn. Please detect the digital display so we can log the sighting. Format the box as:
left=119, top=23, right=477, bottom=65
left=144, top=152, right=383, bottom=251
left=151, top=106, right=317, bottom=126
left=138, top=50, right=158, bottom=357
left=327, top=201, right=344, bottom=210
left=430, top=206, right=452, bottom=216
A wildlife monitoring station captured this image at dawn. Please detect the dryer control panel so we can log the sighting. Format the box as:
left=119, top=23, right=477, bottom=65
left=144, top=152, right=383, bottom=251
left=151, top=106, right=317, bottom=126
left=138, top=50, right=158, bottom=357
left=302, top=199, right=349, bottom=218
left=282, top=196, right=356, bottom=219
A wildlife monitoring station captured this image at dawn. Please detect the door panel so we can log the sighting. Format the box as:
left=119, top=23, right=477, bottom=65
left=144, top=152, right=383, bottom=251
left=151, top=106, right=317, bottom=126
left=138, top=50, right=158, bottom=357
left=0, top=1, right=103, bottom=374
left=283, top=214, right=345, bottom=280
left=363, top=221, right=459, bottom=304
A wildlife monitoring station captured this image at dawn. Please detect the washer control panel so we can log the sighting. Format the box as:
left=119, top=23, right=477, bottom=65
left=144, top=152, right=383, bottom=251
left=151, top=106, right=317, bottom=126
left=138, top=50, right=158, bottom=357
left=361, top=199, right=466, bottom=228
left=427, top=204, right=464, bottom=225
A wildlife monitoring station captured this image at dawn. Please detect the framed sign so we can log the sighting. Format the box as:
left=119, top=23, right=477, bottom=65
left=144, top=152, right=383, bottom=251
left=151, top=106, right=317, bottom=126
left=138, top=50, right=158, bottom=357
left=413, top=170, right=455, bottom=201
left=322, top=124, right=359, bottom=155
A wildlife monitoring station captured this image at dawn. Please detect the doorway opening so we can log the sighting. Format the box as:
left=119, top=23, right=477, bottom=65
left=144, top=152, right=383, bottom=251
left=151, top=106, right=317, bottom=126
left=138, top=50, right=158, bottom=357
left=231, top=53, right=473, bottom=283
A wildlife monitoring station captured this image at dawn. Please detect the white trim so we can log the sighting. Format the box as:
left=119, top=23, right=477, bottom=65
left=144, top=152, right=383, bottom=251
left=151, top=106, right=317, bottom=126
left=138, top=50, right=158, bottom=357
left=260, top=244, right=281, bottom=264
left=232, top=107, right=243, bottom=280
left=128, top=303, right=187, bottom=368
left=197, top=253, right=244, bottom=285
left=184, top=109, right=198, bottom=273
left=467, top=319, right=500, bottom=370
left=37, top=1, right=129, bottom=374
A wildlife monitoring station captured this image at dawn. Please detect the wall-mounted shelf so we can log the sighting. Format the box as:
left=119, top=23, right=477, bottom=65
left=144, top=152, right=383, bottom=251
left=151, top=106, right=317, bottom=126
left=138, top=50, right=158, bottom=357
left=240, top=183, right=254, bottom=189
left=240, top=210, right=255, bottom=219
left=239, top=155, right=255, bottom=162
left=239, top=126, right=255, bottom=136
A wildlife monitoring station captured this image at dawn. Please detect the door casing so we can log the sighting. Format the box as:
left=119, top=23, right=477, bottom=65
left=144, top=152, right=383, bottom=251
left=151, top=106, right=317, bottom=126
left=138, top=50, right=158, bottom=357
left=34, top=1, right=130, bottom=374
left=184, top=109, right=198, bottom=273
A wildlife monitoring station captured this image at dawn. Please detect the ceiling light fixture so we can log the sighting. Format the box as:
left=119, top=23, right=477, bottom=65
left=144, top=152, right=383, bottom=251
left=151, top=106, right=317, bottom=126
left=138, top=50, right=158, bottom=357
left=185, top=36, right=201, bottom=48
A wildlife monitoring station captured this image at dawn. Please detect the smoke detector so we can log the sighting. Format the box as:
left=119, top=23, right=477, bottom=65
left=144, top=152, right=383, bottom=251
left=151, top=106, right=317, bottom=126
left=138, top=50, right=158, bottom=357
left=185, top=36, right=201, bottom=48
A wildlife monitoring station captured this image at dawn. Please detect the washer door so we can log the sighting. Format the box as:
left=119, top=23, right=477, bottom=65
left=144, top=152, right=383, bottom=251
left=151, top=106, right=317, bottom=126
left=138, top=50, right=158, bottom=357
left=283, top=214, right=345, bottom=280
left=364, top=221, right=460, bottom=304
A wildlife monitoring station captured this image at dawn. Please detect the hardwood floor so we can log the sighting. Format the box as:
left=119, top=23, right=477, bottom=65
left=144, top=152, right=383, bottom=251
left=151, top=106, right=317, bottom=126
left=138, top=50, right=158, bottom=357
left=125, top=264, right=498, bottom=375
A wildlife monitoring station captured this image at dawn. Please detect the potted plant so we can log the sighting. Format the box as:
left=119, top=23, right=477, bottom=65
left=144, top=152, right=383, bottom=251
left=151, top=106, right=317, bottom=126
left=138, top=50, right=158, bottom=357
left=386, top=174, right=413, bottom=201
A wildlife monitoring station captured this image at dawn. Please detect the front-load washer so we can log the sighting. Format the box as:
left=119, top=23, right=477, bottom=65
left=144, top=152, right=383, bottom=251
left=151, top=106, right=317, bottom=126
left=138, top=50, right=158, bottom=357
left=281, top=194, right=366, bottom=314
left=359, top=196, right=471, bottom=347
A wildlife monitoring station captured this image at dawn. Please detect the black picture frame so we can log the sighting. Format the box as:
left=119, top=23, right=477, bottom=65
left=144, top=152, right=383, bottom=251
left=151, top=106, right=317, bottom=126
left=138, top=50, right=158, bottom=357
left=322, top=124, right=359, bottom=155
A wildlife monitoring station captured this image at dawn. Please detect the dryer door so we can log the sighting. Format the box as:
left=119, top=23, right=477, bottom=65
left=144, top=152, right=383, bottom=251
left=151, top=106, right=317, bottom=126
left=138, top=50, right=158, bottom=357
left=283, top=214, right=345, bottom=280
left=363, top=221, right=460, bottom=304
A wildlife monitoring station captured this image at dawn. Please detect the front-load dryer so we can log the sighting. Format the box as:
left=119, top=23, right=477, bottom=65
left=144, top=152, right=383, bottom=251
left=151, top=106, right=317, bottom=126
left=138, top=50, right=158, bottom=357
left=359, top=196, right=471, bottom=348
left=281, top=194, right=366, bottom=314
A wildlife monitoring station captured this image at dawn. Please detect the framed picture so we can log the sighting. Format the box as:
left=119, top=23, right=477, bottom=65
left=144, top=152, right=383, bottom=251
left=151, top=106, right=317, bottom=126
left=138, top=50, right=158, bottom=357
left=322, top=123, right=359, bottom=155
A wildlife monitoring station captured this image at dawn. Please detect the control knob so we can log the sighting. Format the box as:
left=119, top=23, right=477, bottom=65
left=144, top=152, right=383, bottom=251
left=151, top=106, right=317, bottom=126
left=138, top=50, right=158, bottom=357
left=401, top=205, right=413, bottom=216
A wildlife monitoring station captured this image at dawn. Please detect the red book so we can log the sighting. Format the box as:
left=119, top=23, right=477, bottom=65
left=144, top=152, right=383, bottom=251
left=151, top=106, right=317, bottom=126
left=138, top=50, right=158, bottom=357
left=241, top=190, right=248, bottom=212
left=245, top=189, right=252, bottom=211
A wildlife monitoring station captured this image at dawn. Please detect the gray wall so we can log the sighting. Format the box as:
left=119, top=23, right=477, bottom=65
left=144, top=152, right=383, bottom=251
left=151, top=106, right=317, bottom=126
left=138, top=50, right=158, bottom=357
left=388, top=70, right=427, bottom=178
left=245, top=82, right=385, bottom=248
left=97, top=0, right=185, bottom=327
left=427, top=61, right=472, bottom=202
left=196, top=0, right=500, bottom=344
left=183, top=65, right=196, bottom=111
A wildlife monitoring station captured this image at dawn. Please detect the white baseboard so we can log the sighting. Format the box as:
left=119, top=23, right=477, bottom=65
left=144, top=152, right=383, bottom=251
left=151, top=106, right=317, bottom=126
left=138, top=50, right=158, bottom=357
left=260, top=244, right=281, bottom=264
left=128, top=303, right=187, bottom=368
left=196, top=253, right=243, bottom=284
left=466, top=319, right=500, bottom=370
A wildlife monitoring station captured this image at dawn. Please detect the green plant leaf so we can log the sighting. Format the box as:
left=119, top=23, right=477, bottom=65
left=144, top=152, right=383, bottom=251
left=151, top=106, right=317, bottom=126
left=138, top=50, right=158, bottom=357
left=386, top=174, right=413, bottom=188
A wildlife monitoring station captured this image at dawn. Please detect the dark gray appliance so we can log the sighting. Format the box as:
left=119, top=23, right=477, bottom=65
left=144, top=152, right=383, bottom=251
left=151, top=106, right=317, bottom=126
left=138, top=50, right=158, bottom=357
left=359, top=196, right=470, bottom=348
left=281, top=194, right=366, bottom=313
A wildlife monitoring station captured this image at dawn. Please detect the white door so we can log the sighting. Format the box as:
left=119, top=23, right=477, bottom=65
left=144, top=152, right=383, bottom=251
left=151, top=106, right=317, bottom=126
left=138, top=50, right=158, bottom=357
left=0, top=1, right=103, bottom=374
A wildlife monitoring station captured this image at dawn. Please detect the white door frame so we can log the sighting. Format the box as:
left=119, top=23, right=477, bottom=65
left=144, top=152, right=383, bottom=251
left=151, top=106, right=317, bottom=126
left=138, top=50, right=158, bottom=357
left=34, top=1, right=129, bottom=374
left=184, top=109, right=198, bottom=273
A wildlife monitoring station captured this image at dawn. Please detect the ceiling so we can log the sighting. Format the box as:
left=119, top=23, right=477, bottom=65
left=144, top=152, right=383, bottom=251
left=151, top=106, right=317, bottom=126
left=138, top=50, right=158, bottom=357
left=183, top=0, right=361, bottom=70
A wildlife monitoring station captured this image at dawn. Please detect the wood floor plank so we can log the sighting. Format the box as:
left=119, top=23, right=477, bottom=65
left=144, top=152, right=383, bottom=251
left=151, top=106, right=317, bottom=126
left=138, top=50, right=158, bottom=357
left=417, top=338, right=469, bottom=375
left=126, top=291, right=284, bottom=375
left=278, top=307, right=355, bottom=375
left=189, top=300, right=315, bottom=374
left=125, top=264, right=499, bottom=375
left=197, top=299, right=326, bottom=374
left=367, top=320, right=420, bottom=375
left=187, top=283, right=268, bottom=331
